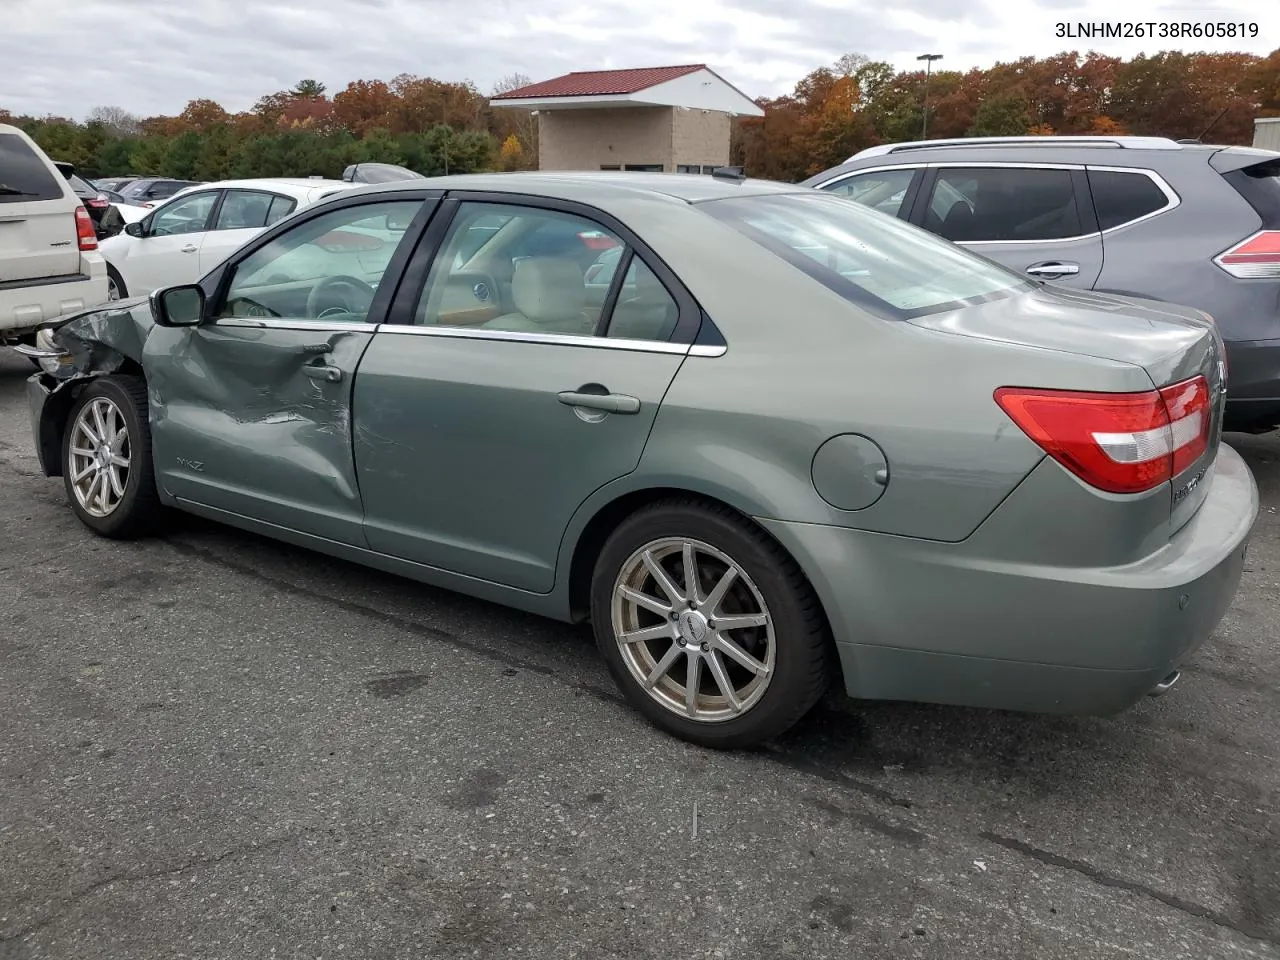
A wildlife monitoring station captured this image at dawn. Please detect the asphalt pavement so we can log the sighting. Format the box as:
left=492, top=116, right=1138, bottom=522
left=1, top=347, right=1277, bottom=960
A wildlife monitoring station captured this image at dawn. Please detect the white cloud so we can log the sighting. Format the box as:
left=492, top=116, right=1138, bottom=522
left=0, top=0, right=1275, bottom=119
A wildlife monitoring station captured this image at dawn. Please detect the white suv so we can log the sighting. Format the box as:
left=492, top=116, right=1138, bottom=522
left=0, top=123, right=108, bottom=347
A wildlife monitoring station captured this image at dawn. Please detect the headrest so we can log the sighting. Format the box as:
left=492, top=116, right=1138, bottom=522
left=512, top=257, right=586, bottom=323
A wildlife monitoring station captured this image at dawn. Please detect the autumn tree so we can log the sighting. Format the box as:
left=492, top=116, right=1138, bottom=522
left=332, top=79, right=396, bottom=136
left=490, top=73, right=539, bottom=159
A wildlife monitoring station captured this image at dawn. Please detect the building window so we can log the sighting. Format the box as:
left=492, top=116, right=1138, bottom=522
left=600, top=165, right=620, bottom=170
left=623, top=164, right=664, bottom=172
left=701, top=165, right=718, bottom=174
left=676, top=164, right=700, bottom=174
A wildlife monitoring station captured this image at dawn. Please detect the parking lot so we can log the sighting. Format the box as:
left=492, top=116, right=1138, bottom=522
left=0, top=346, right=1277, bottom=960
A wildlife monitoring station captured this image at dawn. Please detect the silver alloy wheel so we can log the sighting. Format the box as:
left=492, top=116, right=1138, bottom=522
left=68, top=396, right=131, bottom=518
left=106, top=276, right=120, bottom=300
left=611, top=537, right=776, bottom=723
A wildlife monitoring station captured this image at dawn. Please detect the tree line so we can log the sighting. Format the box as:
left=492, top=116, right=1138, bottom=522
left=2, top=49, right=1278, bottom=186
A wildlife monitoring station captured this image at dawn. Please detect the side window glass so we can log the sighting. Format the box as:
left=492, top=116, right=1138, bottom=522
left=149, top=192, right=217, bottom=236
left=824, top=168, right=916, bottom=218
left=214, top=191, right=279, bottom=230
left=927, top=167, right=1082, bottom=242
left=265, top=195, right=297, bottom=225
left=1088, top=170, right=1170, bottom=230
left=415, top=201, right=622, bottom=337
left=605, top=257, right=679, bottom=341
left=214, top=199, right=422, bottom=324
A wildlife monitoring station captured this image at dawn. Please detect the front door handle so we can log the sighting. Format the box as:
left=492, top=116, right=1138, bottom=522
left=1026, top=261, right=1079, bottom=278
left=180, top=243, right=198, bottom=253
left=558, top=390, right=640, bottom=415
left=303, top=364, right=343, bottom=383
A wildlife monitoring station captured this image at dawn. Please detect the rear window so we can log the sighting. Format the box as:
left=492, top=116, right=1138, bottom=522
left=1224, top=159, right=1280, bottom=228
left=701, top=192, right=1033, bottom=320
left=1087, top=170, right=1172, bottom=230
left=0, top=132, right=63, bottom=204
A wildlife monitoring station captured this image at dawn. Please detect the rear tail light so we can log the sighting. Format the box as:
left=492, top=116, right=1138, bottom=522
left=74, top=206, right=98, bottom=250
left=994, top=375, right=1211, bottom=494
left=577, top=230, right=618, bottom=251
left=1213, top=230, right=1280, bottom=278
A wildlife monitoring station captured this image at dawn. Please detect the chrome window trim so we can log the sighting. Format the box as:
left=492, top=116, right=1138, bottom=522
left=210, top=316, right=729, bottom=355
left=212, top=318, right=380, bottom=333
left=374, top=324, right=695, bottom=355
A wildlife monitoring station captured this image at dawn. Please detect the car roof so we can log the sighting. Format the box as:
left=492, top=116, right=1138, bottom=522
left=799, top=136, right=1264, bottom=184
left=165, top=177, right=353, bottom=203
left=324, top=171, right=815, bottom=207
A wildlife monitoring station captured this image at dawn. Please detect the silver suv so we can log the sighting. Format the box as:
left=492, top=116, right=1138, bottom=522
left=803, top=135, right=1280, bottom=433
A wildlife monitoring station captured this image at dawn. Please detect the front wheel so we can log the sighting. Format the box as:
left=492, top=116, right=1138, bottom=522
left=590, top=498, right=833, bottom=749
left=106, top=265, right=126, bottom=301
left=61, top=375, right=161, bottom=539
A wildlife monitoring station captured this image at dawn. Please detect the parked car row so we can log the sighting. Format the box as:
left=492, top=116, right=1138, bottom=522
left=801, top=135, right=1280, bottom=433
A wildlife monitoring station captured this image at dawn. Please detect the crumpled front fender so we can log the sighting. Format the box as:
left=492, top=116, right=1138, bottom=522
left=25, top=297, right=156, bottom=477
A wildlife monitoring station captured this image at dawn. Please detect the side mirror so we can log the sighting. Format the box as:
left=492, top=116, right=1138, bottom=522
left=124, top=221, right=143, bottom=238
left=152, top=284, right=205, bottom=327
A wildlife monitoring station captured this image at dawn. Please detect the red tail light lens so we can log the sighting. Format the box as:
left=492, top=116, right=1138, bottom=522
left=994, top=375, right=1211, bottom=494
left=74, top=206, right=98, bottom=250
left=1214, top=230, right=1280, bottom=279
left=577, top=230, right=618, bottom=251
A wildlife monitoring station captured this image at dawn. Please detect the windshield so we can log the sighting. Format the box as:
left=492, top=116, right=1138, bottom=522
left=701, top=191, right=1033, bottom=320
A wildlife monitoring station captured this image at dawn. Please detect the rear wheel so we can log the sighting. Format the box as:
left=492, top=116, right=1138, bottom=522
left=61, top=375, right=161, bottom=539
left=590, top=498, right=833, bottom=749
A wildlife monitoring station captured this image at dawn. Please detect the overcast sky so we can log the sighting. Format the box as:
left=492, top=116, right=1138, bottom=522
left=1, top=0, right=1277, bottom=120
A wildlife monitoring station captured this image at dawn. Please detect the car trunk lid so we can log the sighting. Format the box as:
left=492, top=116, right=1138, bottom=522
left=907, top=284, right=1226, bottom=532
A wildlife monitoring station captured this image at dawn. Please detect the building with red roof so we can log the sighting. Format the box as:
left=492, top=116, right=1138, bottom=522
left=490, top=64, right=764, bottom=173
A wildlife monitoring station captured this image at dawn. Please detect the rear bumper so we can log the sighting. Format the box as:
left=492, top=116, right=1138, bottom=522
left=1222, top=338, right=1280, bottom=430
left=757, top=443, right=1259, bottom=715
left=0, top=256, right=108, bottom=336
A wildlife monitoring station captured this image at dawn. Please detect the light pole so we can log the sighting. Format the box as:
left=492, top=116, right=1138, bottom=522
left=917, top=53, right=943, bottom=139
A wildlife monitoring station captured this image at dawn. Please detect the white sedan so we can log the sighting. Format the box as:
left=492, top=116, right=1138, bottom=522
left=99, top=177, right=356, bottom=299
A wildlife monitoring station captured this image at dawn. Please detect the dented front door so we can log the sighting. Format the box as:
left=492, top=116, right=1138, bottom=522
left=145, top=319, right=373, bottom=545
left=138, top=195, right=434, bottom=546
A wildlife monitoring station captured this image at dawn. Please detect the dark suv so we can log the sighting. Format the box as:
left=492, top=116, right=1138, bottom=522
left=803, top=136, right=1280, bottom=432
left=116, top=177, right=202, bottom=208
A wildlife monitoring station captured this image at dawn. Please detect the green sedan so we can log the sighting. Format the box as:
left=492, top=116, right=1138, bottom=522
left=22, top=171, right=1259, bottom=748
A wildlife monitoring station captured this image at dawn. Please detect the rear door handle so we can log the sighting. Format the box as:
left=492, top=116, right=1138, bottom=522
left=1026, top=261, right=1079, bottom=278
left=558, top=390, right=640, bottom=414
left=303, top=364, right=343, bottom=383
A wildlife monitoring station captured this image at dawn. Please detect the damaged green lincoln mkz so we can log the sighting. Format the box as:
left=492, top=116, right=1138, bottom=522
left=20, top=172, right=1258, bottom=749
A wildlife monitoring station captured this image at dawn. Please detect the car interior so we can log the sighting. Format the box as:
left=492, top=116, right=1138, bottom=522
left=926, top=172, right=1082, bottom=242
left=211, top=201, right=680, bottom=341
left=413, top=207, right=679, bottom=341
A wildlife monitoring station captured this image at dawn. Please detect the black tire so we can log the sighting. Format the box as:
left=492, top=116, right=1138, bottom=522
left=106, top=264, right=127, bottom=301
left=61, top=375, right=161, bottom=539
left=590, top=497, right=833, bottom=749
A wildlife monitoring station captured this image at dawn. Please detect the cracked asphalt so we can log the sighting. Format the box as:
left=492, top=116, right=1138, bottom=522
left=1, top=347, right=1278, bottom=960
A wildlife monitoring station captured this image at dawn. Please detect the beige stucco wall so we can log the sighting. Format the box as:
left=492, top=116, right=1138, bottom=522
left=538, top=107, right=673, bottom=170
left=671, top=108, right=731, bottom=169
left=536, top=106, right=733, bottom=171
